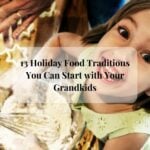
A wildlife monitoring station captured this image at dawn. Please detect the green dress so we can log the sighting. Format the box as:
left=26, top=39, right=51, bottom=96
left=71, top=46, right=150, bottom=149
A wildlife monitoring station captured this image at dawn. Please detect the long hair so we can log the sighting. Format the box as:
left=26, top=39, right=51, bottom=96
left=82, top=0, right=150, bottom=44
left=82, top=0, right=150, bottom=110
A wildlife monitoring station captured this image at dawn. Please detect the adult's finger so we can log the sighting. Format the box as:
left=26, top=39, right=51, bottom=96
left=3, top=22, right=17, bottom=46
left=3, top=28, right=14, bottom=48
left=13, top=14, right=37, bottom=39
left=0, top=0, right=29, bottom=18
left=0, top=0, right=10, bottom=6
left=0, top=12, right=21, bottom=32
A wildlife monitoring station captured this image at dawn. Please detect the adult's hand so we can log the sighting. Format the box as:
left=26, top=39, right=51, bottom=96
left=0, top=0, right=53, bottom=39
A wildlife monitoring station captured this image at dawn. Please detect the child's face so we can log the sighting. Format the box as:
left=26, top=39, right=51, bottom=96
left=95, top=10, right=150, bottom=99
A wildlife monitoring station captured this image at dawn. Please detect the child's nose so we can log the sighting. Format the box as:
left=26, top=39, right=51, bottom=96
left=130, top=35, right=149, bottom=52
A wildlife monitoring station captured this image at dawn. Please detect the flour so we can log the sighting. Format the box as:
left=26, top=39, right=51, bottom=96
left=0, top=80, right=84, bottom=149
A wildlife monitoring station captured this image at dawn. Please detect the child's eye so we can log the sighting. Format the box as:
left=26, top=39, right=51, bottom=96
left=141, top=53, right=150, bottom=64
left=118, top=26, right=129, bottom=40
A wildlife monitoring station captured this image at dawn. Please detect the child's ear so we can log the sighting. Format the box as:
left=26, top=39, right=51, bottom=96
left=145, top=89, right=150, bottom=96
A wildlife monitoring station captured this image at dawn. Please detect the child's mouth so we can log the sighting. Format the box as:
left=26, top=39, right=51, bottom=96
left=97, top=56, right=128, bottom=84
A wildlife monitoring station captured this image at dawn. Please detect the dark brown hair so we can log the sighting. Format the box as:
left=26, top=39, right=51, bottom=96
left=82, top=0, right=150, bottom=44
left=82, top=0, right=150, bottom=110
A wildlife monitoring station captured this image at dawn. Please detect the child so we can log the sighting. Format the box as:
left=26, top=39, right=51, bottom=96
left=2, top=0, right=150, bottom=149
left=38, top=0, right=150, bottom=149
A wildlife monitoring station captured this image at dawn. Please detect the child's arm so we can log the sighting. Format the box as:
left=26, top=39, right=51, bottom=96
left=103, top=133, right=149, bottom=150
left=15, top=32, right=82, bottom=81
left=25, top=32, right=83, bottom=74
left=35, top=32, right=83, bottom=61
left=12, top=32, right=83, bottom=93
